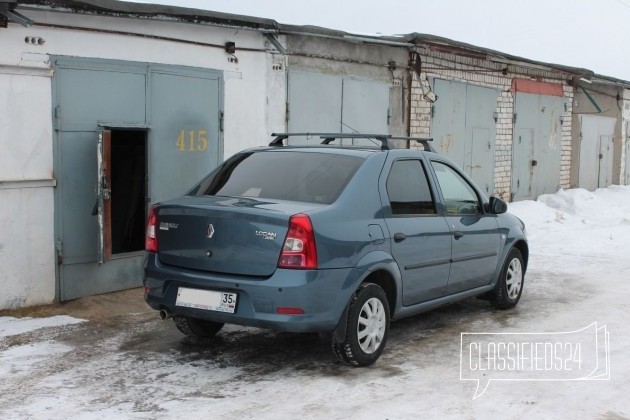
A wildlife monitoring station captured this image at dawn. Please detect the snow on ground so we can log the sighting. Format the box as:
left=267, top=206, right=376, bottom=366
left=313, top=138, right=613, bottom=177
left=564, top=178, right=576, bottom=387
left=0, top=315, right=85, bottom=338
left=1, top=186, right=629, bottom=419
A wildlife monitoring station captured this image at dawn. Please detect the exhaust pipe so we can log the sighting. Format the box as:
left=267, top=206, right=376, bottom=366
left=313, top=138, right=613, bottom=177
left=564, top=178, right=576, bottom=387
left=159, top=309, right=173, bottom=320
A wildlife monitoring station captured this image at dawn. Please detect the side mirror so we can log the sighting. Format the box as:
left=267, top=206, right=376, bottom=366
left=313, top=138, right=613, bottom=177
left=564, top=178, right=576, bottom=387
left=487, top=196, right=508, bottom=214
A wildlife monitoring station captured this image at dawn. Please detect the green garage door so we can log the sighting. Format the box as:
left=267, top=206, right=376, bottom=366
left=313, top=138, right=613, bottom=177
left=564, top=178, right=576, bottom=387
left=511, top=92, right=564, bottom=200
left=287, top=71, right=390, bottom=146
left=53, top=57, right=223, bottom=300
left=431, top=79, right=499, bottom=194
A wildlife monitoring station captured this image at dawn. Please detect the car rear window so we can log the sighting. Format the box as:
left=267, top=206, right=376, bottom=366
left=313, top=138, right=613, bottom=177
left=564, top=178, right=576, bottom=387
left=190, top=151, right=364, bottom=204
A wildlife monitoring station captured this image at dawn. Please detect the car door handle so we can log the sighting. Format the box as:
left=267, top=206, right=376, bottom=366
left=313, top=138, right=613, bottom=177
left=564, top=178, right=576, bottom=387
left=393, top=233, right=407, bottom=243
left=453, top=231, right=464, bottom=240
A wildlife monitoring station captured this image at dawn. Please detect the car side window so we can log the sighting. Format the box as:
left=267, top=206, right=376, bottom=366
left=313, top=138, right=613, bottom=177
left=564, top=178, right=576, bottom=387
left=431, top=161, right=481, bottom=215
left=386, top=159, right=436, bottom=215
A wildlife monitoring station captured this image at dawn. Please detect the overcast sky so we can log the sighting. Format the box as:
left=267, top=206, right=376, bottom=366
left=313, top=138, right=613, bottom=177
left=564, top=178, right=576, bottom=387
left=125, top=0, right=630, bottom=81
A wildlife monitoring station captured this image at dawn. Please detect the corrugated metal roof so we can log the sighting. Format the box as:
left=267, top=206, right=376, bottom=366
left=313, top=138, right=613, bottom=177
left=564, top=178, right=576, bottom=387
left=4, top=0, right=629, bottom=86
left=403, top=32, right=594, bottom=78
left=7, top=0, right=278, bottom=30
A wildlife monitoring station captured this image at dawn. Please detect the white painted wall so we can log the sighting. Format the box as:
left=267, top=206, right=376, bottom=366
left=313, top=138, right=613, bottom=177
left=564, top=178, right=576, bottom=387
left=0, top=67, right=56, bottom=308
left=0, top=8, right=285, bottom=309
left=0, top=186, right=56, bottom=308
left=0, top=70, right=53, bottom=180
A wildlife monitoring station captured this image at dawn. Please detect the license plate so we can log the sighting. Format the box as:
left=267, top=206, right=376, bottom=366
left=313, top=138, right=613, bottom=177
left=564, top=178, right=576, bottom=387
left=175, top=287, right=237, bottom=313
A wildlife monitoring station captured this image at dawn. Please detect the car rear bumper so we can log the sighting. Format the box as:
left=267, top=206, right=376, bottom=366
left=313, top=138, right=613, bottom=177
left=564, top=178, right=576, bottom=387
left=143, top=253, right=363, bottom=333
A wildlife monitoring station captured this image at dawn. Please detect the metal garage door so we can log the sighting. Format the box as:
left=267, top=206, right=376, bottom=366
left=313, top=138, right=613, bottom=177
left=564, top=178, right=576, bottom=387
left=512, top=92, right=563, bottom=200
left=578, top=115, right=616, bottom=190
left=431, top=79, right=499, bottom=194
left=53, top=57, right=222, bottom=300
left=287, top=71, right=389, bottom=146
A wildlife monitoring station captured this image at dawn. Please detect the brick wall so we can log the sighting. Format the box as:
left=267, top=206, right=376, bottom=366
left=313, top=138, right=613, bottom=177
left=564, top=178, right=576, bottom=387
left=409, top=51, right=573, bottom=201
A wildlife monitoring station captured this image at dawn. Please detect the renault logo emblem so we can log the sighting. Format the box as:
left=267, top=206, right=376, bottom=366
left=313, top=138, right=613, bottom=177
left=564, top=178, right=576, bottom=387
left=207, top=224, right=215, bottom=239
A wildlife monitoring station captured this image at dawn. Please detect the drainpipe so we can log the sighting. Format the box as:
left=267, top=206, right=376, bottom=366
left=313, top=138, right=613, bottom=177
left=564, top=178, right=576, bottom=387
left=406, top=49, right=414, bottom=142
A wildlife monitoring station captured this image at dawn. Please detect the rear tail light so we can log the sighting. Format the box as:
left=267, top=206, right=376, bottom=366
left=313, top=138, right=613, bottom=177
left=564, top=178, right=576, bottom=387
left=145, top=205, right=158, bottom=253
left=278, top=214, right=317, bottom=269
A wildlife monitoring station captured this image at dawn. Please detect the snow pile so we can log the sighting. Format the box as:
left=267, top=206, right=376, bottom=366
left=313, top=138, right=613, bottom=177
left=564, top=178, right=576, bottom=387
left=508, top=186, right=630, bottom=265
left=0, top=315, right=85, bottom=338
left=509, top=185, right=630, bottom=228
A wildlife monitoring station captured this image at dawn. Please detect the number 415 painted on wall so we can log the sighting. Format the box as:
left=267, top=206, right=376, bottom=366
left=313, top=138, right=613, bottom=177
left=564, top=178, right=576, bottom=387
left=176, top=129, right=208, bottom=152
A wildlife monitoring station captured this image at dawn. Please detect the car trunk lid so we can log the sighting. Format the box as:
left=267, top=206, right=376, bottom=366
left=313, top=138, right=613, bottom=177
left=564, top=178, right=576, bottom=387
left=155, top=196, right=321, bottom=277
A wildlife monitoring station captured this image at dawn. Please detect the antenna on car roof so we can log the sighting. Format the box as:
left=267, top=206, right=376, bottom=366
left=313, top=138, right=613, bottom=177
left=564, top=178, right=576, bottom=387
left=340, top=122, right=382, bottom=148
left=269, top=133, right=436, bottom=152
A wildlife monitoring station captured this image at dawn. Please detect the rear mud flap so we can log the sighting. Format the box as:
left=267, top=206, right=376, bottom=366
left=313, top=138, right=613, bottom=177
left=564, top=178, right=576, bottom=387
left=332, top=303, right=350, bottom=343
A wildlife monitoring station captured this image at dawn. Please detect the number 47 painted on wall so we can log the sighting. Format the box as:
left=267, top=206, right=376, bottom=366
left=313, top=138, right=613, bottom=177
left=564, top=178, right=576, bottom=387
left=176, top=129, right=208, bottom=152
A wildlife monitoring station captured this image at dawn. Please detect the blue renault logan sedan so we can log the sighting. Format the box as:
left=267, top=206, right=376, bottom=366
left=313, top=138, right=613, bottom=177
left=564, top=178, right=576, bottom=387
left=143, top=133, right=527, bottom=366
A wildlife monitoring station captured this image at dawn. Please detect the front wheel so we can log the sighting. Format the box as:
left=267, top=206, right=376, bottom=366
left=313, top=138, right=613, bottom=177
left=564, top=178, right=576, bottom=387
left=332, top=283, right=390, bottom=367
left=489, top=248, right=525, bottom=309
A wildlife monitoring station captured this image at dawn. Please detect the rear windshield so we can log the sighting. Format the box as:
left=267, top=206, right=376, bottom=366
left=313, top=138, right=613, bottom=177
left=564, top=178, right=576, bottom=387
left=190, top=151, right=364, bottom=204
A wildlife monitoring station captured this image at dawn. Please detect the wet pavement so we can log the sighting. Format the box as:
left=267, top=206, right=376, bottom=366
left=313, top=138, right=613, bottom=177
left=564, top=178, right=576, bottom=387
left=0, top=261, right=627, bottom=419
left=5, top=188, right=630, bottom=418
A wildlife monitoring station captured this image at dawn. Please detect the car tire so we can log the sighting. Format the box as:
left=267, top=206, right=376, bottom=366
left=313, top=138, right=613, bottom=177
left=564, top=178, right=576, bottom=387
left=174, top=316, right=224, bottom=338
left=332, top=283, right=390, bottom=367
left=489, top=248, right=524, bottom=310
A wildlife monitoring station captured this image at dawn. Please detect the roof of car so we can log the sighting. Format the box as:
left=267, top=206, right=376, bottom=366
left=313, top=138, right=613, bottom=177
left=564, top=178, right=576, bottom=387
left=267, top=133, right=436, bottom=152
left=244, top=145, right=441, bottom=163
left=252, top=145, right=384, bottom=157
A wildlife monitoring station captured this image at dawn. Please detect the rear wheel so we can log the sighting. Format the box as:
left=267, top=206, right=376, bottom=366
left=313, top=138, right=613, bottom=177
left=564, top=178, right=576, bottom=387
left=489, top=248, right=524, bottom=309
left=332, top=283, right=390, bottom=367
left=174, top=316, right=224, bottom=338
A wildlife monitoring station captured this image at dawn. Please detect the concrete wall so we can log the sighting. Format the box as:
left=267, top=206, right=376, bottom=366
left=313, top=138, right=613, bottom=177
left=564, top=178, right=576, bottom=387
left=0, top=9, right=281, bottom=309
left=409, top=51, right=573, bottom=201
left=570, top=83, right=624, bottom=187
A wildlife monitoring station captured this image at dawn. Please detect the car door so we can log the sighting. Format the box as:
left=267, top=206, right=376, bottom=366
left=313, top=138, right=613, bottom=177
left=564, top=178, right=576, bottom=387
left=382, top=157, right=452, bottom=306
left=429, top=160, right=501, bottom=294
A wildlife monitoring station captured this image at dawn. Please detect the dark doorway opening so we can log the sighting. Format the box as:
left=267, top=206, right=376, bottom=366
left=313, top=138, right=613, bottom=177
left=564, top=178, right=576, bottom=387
left=110, top=130, right=147, bottom=254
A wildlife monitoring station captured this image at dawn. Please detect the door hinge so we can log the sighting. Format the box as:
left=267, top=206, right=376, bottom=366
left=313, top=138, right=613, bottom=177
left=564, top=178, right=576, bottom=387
left=219, top=111, right=224, bottom=132
left=387, top=107, right=391, bottom=125
left=54, top=105, right=61, bottom=131
left=430, top=105, right=435, bottom=118
left=493, top=111, right=498, bottom=123
left=285, top=102, right=290, bottom=123
left=513, top=113, right=517, bottom=123
left=55, top=240, right=63, bottom=265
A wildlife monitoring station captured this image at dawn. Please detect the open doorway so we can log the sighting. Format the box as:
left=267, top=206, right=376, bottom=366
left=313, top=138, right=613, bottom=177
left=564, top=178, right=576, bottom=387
left=110, top=130, right=147, bottom=254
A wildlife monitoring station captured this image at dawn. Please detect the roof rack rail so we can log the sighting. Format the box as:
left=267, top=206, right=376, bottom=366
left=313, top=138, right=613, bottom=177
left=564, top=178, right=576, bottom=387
left=269, top=133, right=435, bottom=152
